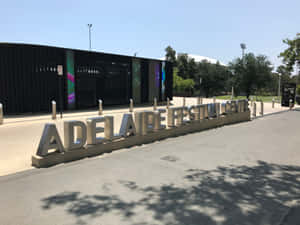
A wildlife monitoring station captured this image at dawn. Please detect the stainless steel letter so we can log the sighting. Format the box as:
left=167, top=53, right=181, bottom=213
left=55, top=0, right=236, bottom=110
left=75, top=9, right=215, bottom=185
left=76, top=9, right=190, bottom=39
left=37, top=123, right=65, bottom=156
left=119, top=114, right=137, bottom=137
left=64, top=120, right=87, bottom=150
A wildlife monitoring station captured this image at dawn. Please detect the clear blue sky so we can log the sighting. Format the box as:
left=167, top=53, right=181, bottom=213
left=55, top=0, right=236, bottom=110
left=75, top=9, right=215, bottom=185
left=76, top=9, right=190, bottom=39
left=1, top=0, right=299, bottom=70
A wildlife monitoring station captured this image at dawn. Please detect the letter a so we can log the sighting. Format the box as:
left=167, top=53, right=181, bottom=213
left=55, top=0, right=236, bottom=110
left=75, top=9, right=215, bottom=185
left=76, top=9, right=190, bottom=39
left=36, top=123, right=65, bottom=156
left=119, top=114, right=137, bottom=137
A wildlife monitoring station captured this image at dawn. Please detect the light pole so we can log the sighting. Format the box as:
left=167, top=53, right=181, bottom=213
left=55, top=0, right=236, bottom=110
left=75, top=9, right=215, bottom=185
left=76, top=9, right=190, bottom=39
left=296, top=65, right=299, bottom=93
left=278, top=73, right=282, bottom=103
left=199, top=77, right=202, bottom=97
left=240, top=43, right=246, bottom=99
left=240, top=43, right=246, bottom=64
left=87, top=24, right=92, bottom=51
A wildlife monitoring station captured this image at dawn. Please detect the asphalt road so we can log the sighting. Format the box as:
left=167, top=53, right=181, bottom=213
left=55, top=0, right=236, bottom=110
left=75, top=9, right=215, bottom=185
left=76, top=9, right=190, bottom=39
left=0, top=110, right=300, bottom=225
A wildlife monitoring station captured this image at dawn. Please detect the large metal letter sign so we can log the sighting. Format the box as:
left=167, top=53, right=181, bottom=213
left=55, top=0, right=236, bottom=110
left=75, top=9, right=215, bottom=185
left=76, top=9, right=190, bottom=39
left=154, top=109, right=166, bottom=131
left=37, top=123, right=65, bottom=156
left=104, top=116, right=115, bottom=140
left=188, top=105, right=201, bottom=121
left=86, top=117, right=105, bottom=145
left=143, top=111, right=155, bottom=134
left=167, top=107, right=184, bottom=127
left=33, top=98, right=251, bottom=168
left=119, top=114, right=137, bottom=137
left=64, top=121, right=87, bottom=150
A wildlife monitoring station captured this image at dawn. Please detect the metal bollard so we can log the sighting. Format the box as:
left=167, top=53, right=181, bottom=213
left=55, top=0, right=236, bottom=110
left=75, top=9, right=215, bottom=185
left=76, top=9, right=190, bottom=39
left=167, top=97, right=170, bottom=109
left=225, top=101, right=231, bottom=114
left=200, top=98, right=203, bottom=104
left=252, top=102, right=256, bottom=117
left=99, top=99, right=103, bottom=115
left=204, top=104, right=209, bottom=118
left=231, top=101, right=237, bottom=113
left=260, top=101, right=264, bottom=116
left=237, top=100, right=241, bottom=112
left=245, top=99, right=249, bottom=112
left=51, top=101, right=56, bottom=120
left=220, top=103, right=226, bottom=114
left=289, top=99, right=293, bottom=110
left=240, top=100, right=244, bottom=112
left=250, top=97, right=253, bottom=107
left=183, top=97, right=186, bottom=107
left=129, top=99, right=134, bottom=112
left=197, top=97, right=200, bottom=105
left=213, top=96, right=216, bottom=103
left=272, top=98, right=275, bottom=108
left=215, top=103, right=220, bottom=118
left=0, top=103, right=3, bottom=125
left=199, top=105, right=205, bottom=120
left=154, top=97, right=157, bottom=111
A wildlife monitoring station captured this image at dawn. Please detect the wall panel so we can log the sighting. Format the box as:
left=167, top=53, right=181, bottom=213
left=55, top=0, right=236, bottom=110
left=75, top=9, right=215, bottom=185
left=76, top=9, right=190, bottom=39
left=132, top=59, right=141, bottom=104
left=0, top=43, right=171, bottom=114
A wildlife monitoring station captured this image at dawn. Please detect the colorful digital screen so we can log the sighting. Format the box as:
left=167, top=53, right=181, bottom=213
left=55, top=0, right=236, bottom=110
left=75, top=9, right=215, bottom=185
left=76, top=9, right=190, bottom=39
left=66, top=50, right=75, bottom=109
left=161, top=62, right=166, bottom=100
left=155, top=63, right=160, bottom=90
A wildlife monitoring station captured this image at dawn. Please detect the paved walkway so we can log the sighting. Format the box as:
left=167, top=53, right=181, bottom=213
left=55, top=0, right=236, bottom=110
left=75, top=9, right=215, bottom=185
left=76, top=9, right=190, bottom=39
left=0, top=110, right=299, bottom=225
left=0, top=97, right=295, bottom=176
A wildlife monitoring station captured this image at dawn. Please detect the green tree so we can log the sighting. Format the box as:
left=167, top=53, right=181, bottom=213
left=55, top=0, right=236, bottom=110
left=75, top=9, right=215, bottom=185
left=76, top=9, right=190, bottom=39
left=165, top=46, right=177, bottom=66
left=277, top=65, right=293, bottom=86
left=279, top=33, right=300, bottom=72
left=262, top=65, right=295, bottom=97
left=173, top=68, right=195, bottom=95
left=181, top=79, right=195, bottom=95
left=187, top=58, right=197, bottom=80
left=264, top=73, right=278, bottom=95
left=196, top=60, right=231, bottom=97
left=165, top=45, right=232, bottom=97
left=173, top=68, right=183, bottom=91
left=229, top=53, right=273, bottom=98
left=177, top=53, right=190, bottom=79
left=177, top=54, right=198, bottom=80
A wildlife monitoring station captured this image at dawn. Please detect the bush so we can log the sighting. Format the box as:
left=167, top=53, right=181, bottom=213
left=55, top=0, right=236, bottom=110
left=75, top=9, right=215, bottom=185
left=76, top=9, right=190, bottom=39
left=173, top=70, right=195, bottom=95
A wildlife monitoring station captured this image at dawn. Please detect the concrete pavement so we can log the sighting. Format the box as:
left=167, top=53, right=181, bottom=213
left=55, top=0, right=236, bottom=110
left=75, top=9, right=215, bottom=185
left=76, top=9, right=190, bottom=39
left=0, top=110, right=300, bottom=225
left=0, top=97, right=294, bottom=176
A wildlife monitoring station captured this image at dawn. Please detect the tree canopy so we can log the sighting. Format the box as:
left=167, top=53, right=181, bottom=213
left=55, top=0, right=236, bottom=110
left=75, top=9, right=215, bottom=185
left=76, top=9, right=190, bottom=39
left=173, top=68, right=195, bottom=95
left=228, top=53, right=273, bottom=98
left=165, top=45, right=276, bottom=98
left=279, top=33, right=300, bottom=73
left=196, top=60, right=231, bottom=97
left=165, top=46, right=177, bottom=66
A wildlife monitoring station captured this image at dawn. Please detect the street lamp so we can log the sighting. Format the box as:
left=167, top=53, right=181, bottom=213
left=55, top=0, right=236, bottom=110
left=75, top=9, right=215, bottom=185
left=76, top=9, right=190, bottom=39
left=240, top=43, right=246, bottom=64
left=278, top=73, right=281, bottom=103
left=239, top=43, right=247, bottom=99
left=87, top=24, right=92, bottom=51
left=199, top=77, right=202, bottom=97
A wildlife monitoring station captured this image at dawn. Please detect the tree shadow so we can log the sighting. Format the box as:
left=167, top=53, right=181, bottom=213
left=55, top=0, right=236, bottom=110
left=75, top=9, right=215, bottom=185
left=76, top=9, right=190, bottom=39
left=41, top=161, right=300, bottom=225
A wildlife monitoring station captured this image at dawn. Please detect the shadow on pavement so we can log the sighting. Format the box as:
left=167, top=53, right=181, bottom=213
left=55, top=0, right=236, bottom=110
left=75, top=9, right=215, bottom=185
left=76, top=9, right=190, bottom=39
left=41, top=161, right=300, bottom=225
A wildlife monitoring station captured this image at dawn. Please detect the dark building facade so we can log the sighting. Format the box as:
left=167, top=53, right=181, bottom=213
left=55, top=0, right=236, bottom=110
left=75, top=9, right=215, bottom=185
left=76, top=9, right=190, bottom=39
left=0, top=43, right=173, bottom=114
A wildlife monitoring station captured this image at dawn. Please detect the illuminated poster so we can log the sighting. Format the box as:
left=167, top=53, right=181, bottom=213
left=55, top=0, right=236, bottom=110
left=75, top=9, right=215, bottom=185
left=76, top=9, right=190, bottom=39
left=66, top=50, right=75, bottom=109
left=161, top=62, right=166, bottom=101
left=155, top=62, right=160, bottom=99
left=132, top=59, right=141, bottom=103
left=148, top=61, right=160, bottom=101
